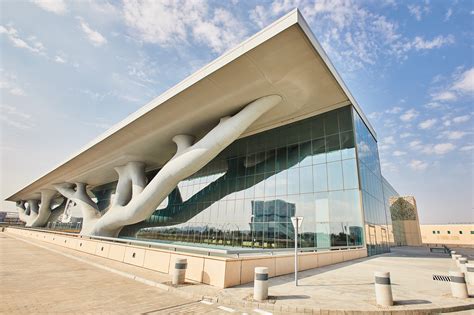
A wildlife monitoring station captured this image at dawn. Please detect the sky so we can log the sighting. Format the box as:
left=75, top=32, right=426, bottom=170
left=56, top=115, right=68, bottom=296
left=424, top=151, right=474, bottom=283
left=0, top=0, right=473, bottom=224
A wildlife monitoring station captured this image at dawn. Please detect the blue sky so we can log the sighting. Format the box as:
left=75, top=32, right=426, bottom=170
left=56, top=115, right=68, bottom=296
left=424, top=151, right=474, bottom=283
left=0, top=0, right=472, bottom=224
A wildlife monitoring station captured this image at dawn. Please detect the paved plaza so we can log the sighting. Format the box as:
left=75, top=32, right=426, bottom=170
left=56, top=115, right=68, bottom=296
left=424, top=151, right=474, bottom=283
left=217, top=247, right=474, bottom=313
left=0, top=234, right=272, bottom=314
left=1, top=231, right=473, bottom=314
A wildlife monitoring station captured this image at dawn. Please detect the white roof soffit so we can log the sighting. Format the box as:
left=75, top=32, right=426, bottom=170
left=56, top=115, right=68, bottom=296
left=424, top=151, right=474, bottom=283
left=7, top=9, right=376, bottom=202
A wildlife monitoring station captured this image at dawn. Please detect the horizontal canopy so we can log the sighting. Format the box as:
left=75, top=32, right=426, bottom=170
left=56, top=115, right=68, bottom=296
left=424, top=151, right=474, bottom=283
left=7, top=9, right=375, bottom=202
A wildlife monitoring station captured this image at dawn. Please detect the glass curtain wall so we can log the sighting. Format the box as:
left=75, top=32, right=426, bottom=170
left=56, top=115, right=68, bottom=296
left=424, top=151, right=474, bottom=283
left=382, top=176, right=400, bottom=245
left=120, top=106, right=364, bottom=249
left=46, top=106, right=366, bottom=251
left=353, top=110, right=393, bottom=255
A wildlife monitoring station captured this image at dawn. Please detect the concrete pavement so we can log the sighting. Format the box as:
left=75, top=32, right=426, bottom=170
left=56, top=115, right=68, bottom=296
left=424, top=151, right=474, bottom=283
left=1, top=231, right=473, bottom=314
left=0, top=233, right=274, bottom=314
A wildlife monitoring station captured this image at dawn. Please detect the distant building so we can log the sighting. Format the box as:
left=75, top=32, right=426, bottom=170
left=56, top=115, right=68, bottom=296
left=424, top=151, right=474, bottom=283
left=0, top=211, right=24, bottom=225
left=389, top=196, right=422, bottom=246
left=420, top=224, right=474, bottom=248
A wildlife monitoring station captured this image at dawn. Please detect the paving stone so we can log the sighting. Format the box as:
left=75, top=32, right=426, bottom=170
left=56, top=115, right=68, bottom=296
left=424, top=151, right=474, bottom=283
left=0, top=234, right=277, bottom=314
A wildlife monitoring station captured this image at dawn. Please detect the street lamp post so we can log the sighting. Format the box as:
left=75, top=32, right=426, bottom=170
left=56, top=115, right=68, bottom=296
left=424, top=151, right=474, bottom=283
left=291, top=216, right=303, bottom=286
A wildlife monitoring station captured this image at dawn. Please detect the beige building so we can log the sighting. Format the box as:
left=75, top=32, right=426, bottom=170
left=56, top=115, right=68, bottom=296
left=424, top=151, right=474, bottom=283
left=420, top=224, right=474, bottom=247
left=389, top=196, right=423, bottom=246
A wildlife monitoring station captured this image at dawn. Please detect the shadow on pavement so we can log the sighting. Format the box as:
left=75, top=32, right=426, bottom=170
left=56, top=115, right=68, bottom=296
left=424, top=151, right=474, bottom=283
left=394, top=299, right=432, bottom=306
left=298, top=282, right=375, bottom=287
left=274, top=294, right=310, bottom=300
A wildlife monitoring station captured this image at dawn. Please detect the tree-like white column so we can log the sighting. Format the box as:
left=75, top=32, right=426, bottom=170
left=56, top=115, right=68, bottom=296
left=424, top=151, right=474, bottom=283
left=16, top=189, right=59, bottom=227
left=54, top=182, right=102, bottom=235
left=54, top=95, right=282, bottom=237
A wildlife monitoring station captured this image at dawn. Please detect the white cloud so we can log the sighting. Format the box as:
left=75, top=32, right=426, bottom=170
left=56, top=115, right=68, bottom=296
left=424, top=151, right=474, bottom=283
left=460, top=145, right=474, bottom=151
left=433, top=143, right=456, bottom=155
left=54, top=55, right=66, bottom=64
left=409, top=140, right=422, bottom=149
left=431, top=90, right=457, bottom=102
left=393, top=150, right=406, bottom=156
left=407, top=4, right=430, bottom=21
left=418, top=118, right=437, bottom=129
left=0, top=71, right=26, bottom=96
left=367, top=111, right=382, bottom=120
left=452, top=115, right=470, bottom=123
left=379, top=135, right=395, bottom=151
left=385, top=106, right=403, bottom=114
left=441, top=130, right=468, bottom=140
left=382, top=136, right=396, bottom=145
left=431, top=67, right=474, bottom=103
left=245, top=1, right=455, bottom=72
left=445, top=8, right=453, bottom=21
left=409, top=159, right=428, bottom=171
left=410, top=35, right=454, bottom=50
left=400, top=108, right=419, bottom=122
left=0, top=104, right=34, bottom=129
left=0, top=25, right=46, bottom=55
left=424, top=102, right=443, bottom=109
left=87, top=0, right=119, bottom=16
left=31, top=0, right=67, bottom=15
left=381, top=160, right=397, bottom=173
left=193, top=8, right=247, bottom=53
left=122, top=0, right=247, bottom=54
left=422, top=143, right=456, bottom=155
left=77, top=17, right=107, bottom=47
left=127, top=53, right=159, bottom=84
left=249, top=5, right=272, bottom=29
left=400, top=132, right=413, bottom=138
left=452, top=68, right=474, bottom=94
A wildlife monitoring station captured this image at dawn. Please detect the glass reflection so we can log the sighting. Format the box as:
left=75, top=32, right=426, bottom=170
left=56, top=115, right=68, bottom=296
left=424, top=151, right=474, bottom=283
left=353, top=109, right=394, bottom=255
left=48, top=106, right=367, bottom=250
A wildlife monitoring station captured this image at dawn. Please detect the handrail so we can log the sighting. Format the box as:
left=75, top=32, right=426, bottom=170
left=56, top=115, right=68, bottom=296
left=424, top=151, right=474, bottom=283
left=7, top=226, right=365, bottom=258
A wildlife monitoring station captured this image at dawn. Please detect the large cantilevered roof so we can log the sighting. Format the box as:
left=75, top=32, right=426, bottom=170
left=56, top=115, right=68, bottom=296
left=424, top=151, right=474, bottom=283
left=7, top=9, right=376, bottom=202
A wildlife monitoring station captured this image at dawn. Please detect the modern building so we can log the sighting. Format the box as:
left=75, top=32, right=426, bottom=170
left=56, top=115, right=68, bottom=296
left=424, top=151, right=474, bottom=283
left=7, top=10, right=400, bottom=259
left=420, top=224, right=474, bottom=247
left=0, top=211, right=23, bottom=225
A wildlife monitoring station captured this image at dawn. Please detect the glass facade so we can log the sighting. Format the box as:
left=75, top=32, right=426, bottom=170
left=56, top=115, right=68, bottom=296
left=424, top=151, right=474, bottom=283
left=382, top=176, right=399, bottom=245
left=120, top=106, right=364, bottom=249
left=353, top=110, right=393, bottom=255
left=46, top=105, right=396, bottom=255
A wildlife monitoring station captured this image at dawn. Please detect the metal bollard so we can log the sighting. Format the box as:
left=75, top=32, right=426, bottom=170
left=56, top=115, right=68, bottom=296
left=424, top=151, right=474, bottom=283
left=449, top=271, right=468, bottom=298
left=254, top=267, right=269, bottom=301
left=172, top=258, right=187, bottom=285
left=374, top=271, right=393, bottom=306
left=466, top=263, right=474, bottom=285
left=458, top=258, right=468, bottom=273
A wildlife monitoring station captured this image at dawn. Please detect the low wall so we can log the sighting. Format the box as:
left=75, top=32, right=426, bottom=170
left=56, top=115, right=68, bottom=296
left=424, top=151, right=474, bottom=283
left=5, top=227, right=367, bottom=288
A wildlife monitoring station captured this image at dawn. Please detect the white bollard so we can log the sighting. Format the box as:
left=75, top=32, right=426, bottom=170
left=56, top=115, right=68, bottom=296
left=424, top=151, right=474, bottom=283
left=374, top=271, right=393, bottom=306
left=172, top=258, right=187, bottom=285
left=454, top=255, right=462, bottom=265
left=254, top=267, right=269, bottom=301
left=458, top=258, right=468, bottom=273
left=450, top=250, right=456, bottom=258
left=466, top=263, right=474, bottom=285
left=449, top=271, right=468, bottom=299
